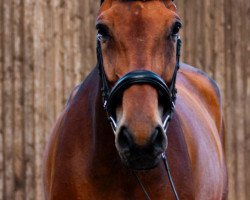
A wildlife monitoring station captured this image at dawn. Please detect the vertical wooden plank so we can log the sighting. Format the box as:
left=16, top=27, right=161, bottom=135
left=53, top=0, right=65, bottom=116
left=89, top=1, right=99, bottom=72
left=231, top=0, right=246, bottom=199
left=72, top=0, right=82, bottom=83
left=202, top=0, right=214, bottom=75
left=181, top=0, right=194, bottom=64
left=0, top=0, right=3, bottom=198
left=79, top=0, right=97, bottom=78
left=213, top=0, right=225, bottom=101
left=13, top=0, right=25, bottom=199
left=199, top=0, right=206, bottom=72
left=43, top=0, right=56, bottom=147
left=23, top=0, right=35, bottom=199
left=191, top=0, right=203, bottom=67
left=182, top=0, right=205, bottom=68
left=33, top=1, right=45, bottom=199
left=245, top=0, right=250, bottom=198
left=224, top=0, right=236, bottom=199
left=2, top=0, right=14, bottom=199
left=79, top=0, right=89, bottom=79
left=242, top=0, right=250, bottom=199
left=63, top=1, right=74, bottom=102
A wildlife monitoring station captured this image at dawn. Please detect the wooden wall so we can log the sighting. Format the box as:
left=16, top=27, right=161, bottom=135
left=0, top=0, right=249, bottom=199
left=176, top=1, right=250, bottom=200
left=0, top=0, right=98, bottom=199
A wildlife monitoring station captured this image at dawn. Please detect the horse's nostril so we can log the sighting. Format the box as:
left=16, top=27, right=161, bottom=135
left=117, top=127, right=133, bottom=150
left=150, top=126, right=166, bottom=148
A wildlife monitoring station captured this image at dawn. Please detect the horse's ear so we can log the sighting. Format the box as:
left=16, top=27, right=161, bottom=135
left=163, top=0, right=177, bottom=12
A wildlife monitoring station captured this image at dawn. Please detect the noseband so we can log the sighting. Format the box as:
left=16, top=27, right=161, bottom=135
left=96, top=32, right=181, bottom=200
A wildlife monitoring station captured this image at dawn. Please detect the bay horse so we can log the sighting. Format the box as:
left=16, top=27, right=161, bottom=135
left=43, top=0, right=228, bottom=199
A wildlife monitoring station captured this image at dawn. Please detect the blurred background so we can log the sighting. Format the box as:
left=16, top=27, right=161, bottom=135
left=0, top=0, right=249, bottom=199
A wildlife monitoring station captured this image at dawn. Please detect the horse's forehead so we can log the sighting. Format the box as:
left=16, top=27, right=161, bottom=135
left=98, top=1, right=175, bottom=33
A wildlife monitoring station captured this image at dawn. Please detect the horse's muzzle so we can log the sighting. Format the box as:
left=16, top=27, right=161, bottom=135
left=116, top=126, right=168, bottom=170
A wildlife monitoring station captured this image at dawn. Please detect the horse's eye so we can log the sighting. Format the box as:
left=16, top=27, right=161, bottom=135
left=172, top=22, right=182, bottom=35
left=96, top=24, right=110, bottom=42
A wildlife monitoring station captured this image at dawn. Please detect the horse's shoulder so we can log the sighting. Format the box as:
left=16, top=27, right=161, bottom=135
left=178, top=63, right=223, bottom=132
left=45, top=67, right=99, bottom=161
left=177, top=64, right=226, bottom=199
left=179, top=63, right=221, bottom=103
left=43, top=68, right=99, bottom=193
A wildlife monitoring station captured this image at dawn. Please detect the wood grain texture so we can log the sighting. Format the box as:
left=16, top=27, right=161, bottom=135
left=13, top=0, right=25, bottom=199
left=23, top=1, right=35, bottom=199
left=0, top=0, right=249, bottom=199
left=175, top=0, right=249, bottom=199
left=2, top=0, right=14, bottom=199
left=0, top=0, right=3, bottom=197
left=0, top=0, right=4, bottom=199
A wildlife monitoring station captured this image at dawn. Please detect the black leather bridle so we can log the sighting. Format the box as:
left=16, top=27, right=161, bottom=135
left=97, top=37, right=181, bottom=133
left=97, top=1, right=181, bottom=199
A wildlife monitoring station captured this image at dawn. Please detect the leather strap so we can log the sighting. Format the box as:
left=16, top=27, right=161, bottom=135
left=106, top=70, right=173, bottom=118
left=97, top=40, right=110, bottom=106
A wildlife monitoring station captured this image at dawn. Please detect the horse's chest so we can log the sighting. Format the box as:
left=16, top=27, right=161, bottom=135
left=80, top=174, right=194, bottom=200
left=78, top=157, right=195, bottom=200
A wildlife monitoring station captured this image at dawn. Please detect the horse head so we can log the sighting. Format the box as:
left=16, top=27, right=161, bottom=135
left=96, top=0, right=181, bottom=170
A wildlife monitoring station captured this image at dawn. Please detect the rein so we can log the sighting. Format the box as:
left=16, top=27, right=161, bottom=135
left=96, top=29, right=182, bottom=200
left=133, top=153, right=179, bottom=200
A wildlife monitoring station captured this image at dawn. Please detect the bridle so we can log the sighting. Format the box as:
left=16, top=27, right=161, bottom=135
left=97, top=38, right=181, bottom=133
left=96, top=1, right=181, bottom=200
